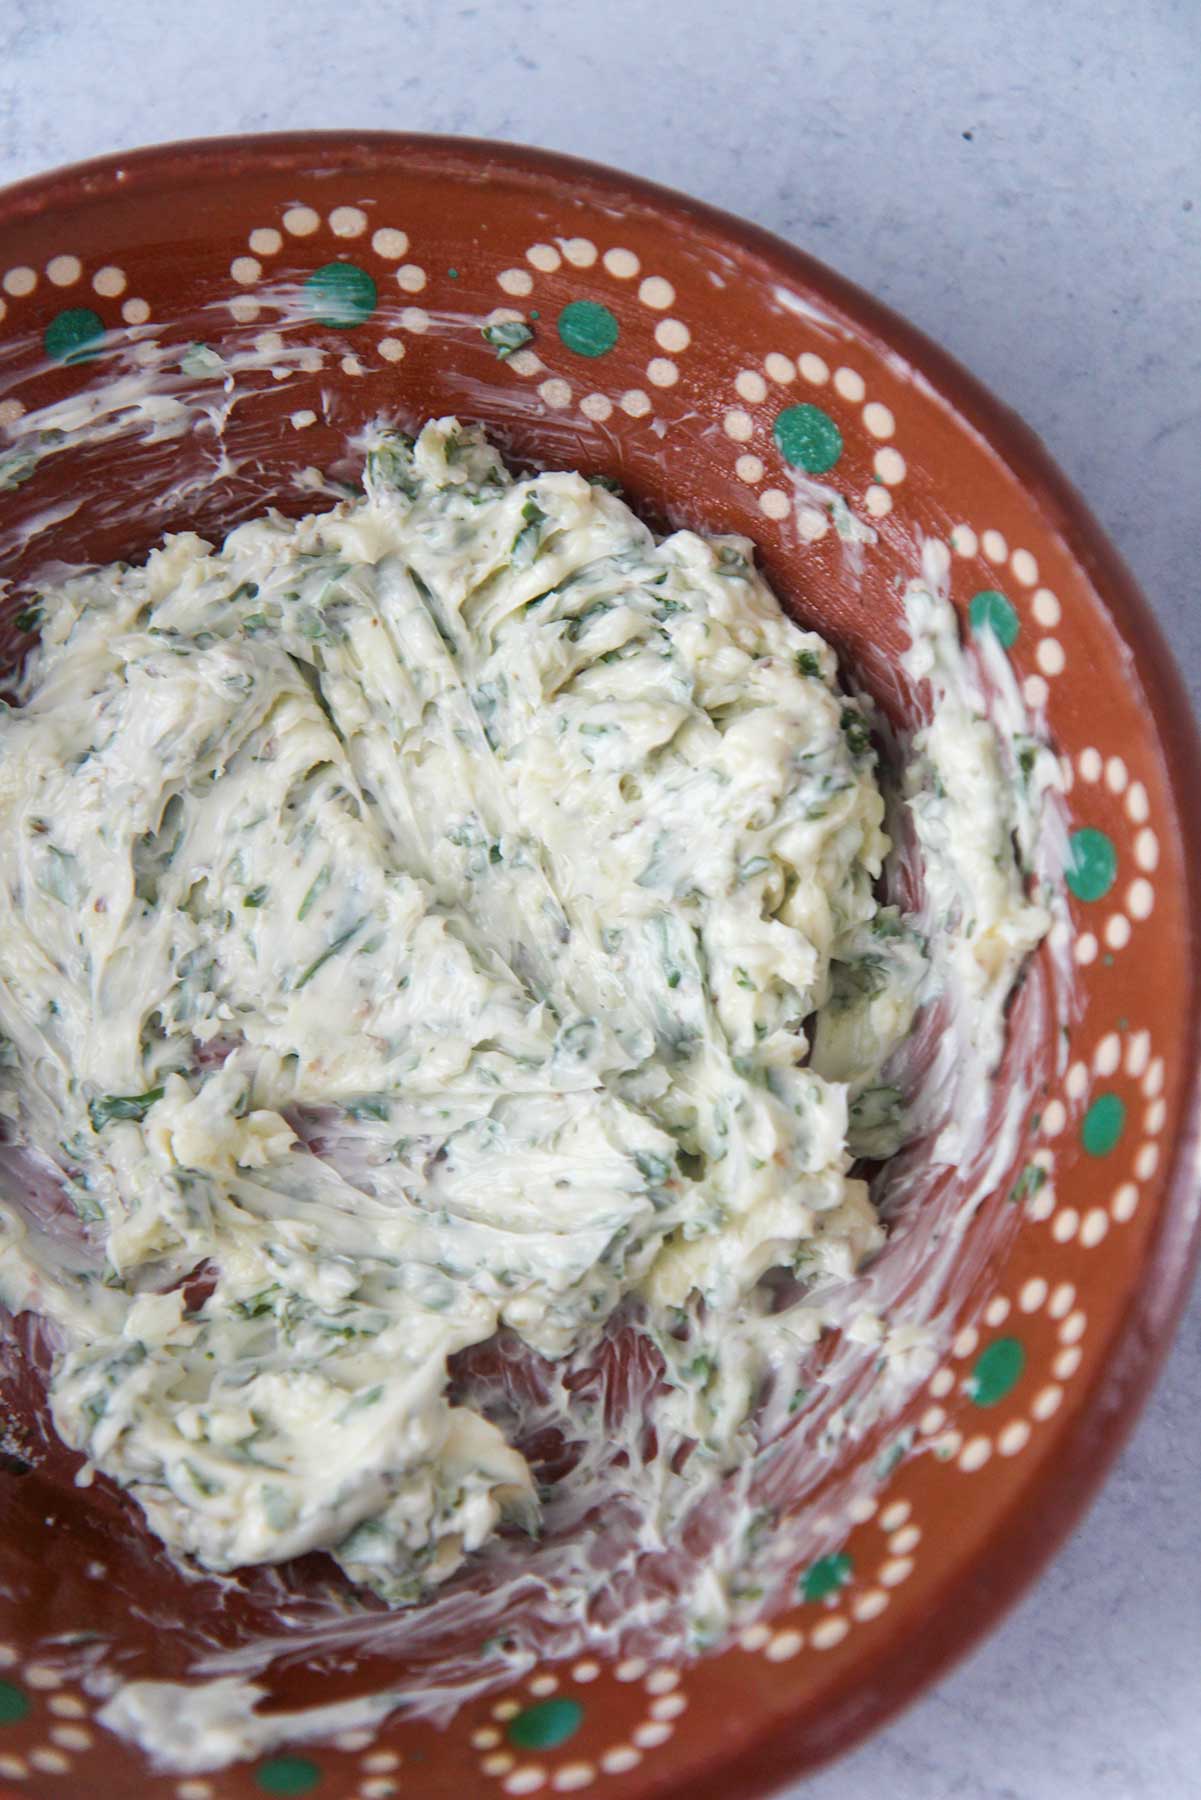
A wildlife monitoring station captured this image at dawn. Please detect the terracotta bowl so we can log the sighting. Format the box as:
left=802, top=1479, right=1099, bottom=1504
left=0, top=134, right=1198, bottom=1800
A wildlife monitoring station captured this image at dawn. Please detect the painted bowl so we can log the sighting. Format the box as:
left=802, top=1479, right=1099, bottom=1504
left=0, top=134, right=1198, bottom=1800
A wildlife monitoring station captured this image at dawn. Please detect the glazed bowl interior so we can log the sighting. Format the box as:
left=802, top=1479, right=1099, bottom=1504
left=0, top=135, right=1198, bottom=1800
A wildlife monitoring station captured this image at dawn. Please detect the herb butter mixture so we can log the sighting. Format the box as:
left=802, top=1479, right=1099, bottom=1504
left=0, top=420, right=1047, bottom=1605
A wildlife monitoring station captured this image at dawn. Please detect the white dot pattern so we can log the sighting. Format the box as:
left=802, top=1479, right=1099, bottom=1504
left=329, top=206, right=367, bottom=238
left=655, top=319, right=690, bottom=352
left=92, top=264, right=127, bottom=296
left=1105, top=915, right=1131, bottom=950
left=638, top=276, right=674, bottom=309
left=498, top=268, right=533, bottom=296
left=372, top=227, right=409, bottom=259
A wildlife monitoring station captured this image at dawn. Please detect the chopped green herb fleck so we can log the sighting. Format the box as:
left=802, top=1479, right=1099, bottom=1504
left=88, top=1088, right=164, bottom=1130
left=481, top=318, right=534, bottom=359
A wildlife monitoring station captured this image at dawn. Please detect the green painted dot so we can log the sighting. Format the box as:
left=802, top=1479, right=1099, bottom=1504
left=448, top=267, right=459, bottom=278
left=43, top=307, right=105, bottom=364
left=255, top=1756, right=320, bottom=1795
left=557, top=300, right=619, bottom=358
left=0, top=1682, right=29, bottom=1726
left=968, top=1336, right=1026, bottom=1406
left=304, top=262, right=377, bottom=329
left=773, top=404, right=843, bottom=474
left=507, top=1697, right=583, bottom=1751
left=802, top=1551, right=852, bottom=1602
left=1082, top=1091, right=1126, bottom=1157
left=968, top=588, right=1019, bottom=649
left=1066, top=827, right=1117, bottom=902
left=529, top=308, right=541, bottom=320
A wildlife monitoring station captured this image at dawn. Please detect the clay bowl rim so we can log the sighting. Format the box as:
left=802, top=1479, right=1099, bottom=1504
left=1, top=131, right=1200, bottom=1797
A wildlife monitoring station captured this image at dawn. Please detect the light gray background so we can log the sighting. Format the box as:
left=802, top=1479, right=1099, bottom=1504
left=2, top=2, right=1198, bottom=1795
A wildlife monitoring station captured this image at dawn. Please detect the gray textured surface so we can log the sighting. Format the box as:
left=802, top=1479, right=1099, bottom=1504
left=2, top=2, right=1198, bottom=1794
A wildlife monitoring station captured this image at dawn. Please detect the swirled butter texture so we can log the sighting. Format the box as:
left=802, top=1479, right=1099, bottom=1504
left=0, top=420, right=1047, bottom=1621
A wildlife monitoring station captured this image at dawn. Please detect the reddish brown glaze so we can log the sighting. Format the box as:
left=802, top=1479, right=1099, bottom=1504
left=0, top=136, right=1197, bottom=1800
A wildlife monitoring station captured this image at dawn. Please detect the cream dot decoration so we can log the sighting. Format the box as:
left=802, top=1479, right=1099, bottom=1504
left=371, top=227, right=409, bottom=259
left=602, top=248, right=639, bottom=279
left=655, top=319, right=689, bottom=352
left=498, top=268, right=534, bottom=297
left=475, top=239, right=698, bottom=431
left=92, top=262, right=126, bottom=295
left=638, top=276, right=674, bottom=309
left=715, top=337, right=910, bottom=531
